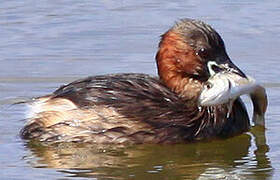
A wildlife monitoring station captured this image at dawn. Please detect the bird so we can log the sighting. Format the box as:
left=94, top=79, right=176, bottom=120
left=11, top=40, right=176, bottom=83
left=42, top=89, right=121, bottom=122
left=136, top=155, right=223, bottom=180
left=20, top=18, right=255, bottom=144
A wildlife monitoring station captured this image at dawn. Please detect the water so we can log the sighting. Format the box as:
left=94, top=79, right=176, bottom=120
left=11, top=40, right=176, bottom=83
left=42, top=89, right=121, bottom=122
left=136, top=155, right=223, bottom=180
left=0, top=0, right=279, bottom=179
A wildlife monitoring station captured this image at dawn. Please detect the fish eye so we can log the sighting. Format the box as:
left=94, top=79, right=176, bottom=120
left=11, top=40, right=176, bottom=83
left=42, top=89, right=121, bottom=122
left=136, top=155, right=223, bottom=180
left=205, top=82, right=212, bottom=89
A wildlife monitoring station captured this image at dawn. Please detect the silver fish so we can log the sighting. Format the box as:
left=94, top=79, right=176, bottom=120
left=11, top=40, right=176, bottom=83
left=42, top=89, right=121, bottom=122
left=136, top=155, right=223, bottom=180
left=198, top=72, right=268, bottom=127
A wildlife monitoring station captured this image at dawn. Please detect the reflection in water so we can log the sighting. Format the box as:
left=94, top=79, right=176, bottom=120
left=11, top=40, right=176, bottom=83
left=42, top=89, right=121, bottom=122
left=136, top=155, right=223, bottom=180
left=23, top=127, right=273, bottom=180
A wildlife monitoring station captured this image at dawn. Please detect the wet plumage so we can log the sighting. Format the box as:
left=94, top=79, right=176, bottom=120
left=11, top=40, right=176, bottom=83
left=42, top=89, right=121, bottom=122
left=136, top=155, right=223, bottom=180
left=21, top=18, right=258, bottom=144
left=21, top=74, right=250, bottom=143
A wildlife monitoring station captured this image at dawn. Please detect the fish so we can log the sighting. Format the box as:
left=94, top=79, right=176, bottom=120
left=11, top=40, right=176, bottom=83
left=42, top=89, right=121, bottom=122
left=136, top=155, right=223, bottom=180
left=198, top=72, right=256, bottom=106
left=198, top=72, right=268, bottom=127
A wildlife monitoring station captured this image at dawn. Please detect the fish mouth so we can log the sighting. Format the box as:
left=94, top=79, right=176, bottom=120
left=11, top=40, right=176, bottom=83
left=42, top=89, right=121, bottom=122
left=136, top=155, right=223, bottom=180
left=198, top=66, right=268, bottom=127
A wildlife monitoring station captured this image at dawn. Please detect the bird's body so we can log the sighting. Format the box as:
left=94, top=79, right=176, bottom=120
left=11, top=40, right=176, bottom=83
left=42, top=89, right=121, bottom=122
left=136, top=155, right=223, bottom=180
left=20, top=18, right=266, bottom=144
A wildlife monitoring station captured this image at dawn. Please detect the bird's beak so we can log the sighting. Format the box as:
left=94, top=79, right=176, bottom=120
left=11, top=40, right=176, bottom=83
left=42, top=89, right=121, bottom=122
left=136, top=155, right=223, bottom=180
left=207, top=59, right=247, bottom=78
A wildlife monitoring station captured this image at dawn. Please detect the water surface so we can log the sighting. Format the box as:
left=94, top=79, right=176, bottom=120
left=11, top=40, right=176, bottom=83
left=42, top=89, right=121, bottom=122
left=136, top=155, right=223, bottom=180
left=1, top=0, right=279, bottom=179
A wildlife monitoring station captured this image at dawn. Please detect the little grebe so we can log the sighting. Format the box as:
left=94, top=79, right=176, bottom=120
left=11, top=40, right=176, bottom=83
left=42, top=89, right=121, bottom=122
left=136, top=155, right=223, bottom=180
left=21, top=18, right=260, bottom=144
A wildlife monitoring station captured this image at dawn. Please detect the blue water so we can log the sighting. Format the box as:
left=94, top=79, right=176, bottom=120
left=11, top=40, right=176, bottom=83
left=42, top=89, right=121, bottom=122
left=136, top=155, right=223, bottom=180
left=1, top=0, right=280, bottom=179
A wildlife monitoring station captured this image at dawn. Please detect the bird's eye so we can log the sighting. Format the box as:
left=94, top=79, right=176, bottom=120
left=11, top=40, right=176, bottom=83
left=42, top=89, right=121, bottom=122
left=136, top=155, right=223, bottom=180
left=196, top=48, right=209, bottom=59
left=205, top=82, right=212, bottom=89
